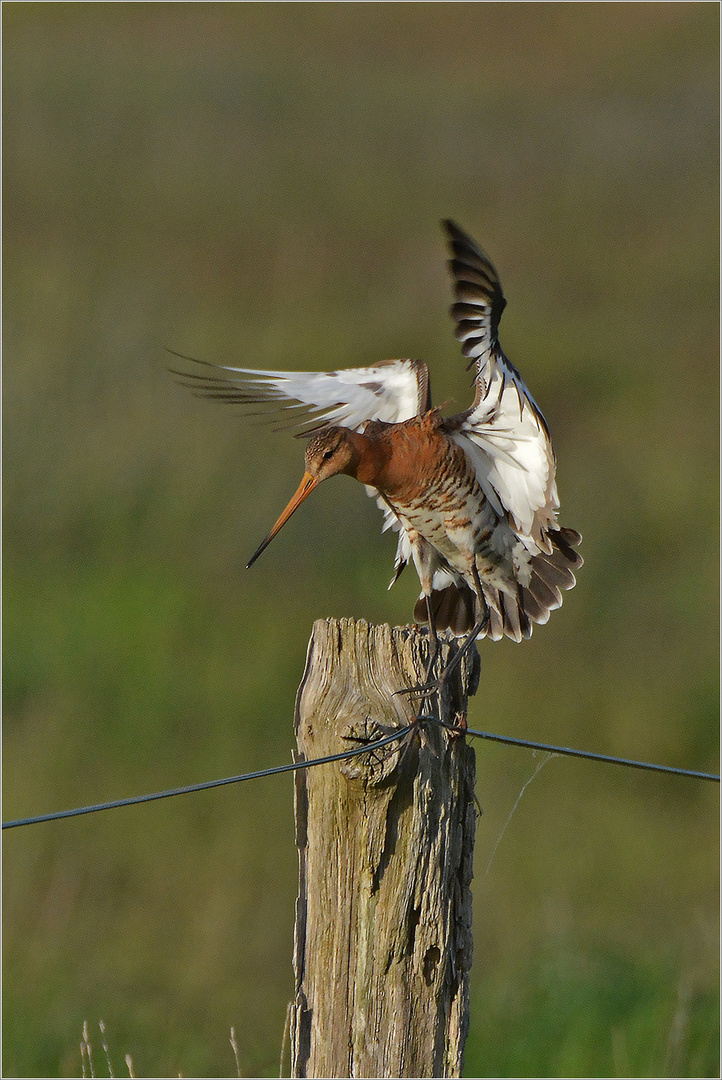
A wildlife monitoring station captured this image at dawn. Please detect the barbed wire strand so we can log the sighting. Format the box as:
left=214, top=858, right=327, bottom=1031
left=3, top=719, right=718, bottom=832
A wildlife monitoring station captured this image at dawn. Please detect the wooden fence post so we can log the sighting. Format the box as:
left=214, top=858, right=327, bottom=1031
left=290, top=617, right=479, bottom=1079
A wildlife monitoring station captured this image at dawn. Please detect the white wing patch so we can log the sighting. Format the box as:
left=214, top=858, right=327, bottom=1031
left=172, top=356, right=426, bottom=431
left=443, top=221, right=559, bottom=554
left=453, top=356, right=558, bottom=551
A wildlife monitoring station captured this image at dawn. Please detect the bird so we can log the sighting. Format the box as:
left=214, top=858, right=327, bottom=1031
left=173, top=220, right=582, bottom=681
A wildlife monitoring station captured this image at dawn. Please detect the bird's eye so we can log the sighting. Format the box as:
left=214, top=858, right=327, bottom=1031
left=322, top=448, right=335, bottom=462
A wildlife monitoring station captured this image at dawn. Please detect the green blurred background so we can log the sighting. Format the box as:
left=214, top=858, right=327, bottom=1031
left=3, top=4, right=719, bottom=1077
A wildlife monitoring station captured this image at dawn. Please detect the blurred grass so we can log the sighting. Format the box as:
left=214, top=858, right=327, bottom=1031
left=3, top=4, right=719, bottom=1077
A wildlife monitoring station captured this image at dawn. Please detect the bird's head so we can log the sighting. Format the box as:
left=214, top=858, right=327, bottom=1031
left=303, top=426, right=360, bottom=481
left=246, top=426, right=360, bottom=568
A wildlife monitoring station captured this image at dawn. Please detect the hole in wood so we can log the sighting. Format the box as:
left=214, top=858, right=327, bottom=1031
left=423, top=945, right=442, bottom=985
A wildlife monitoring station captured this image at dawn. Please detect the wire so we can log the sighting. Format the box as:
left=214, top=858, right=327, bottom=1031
left=3, top=719, right=718, bottom=831
left=458, top=724, right=720, bottom=782
left=1, top=726, right=413, bottom=830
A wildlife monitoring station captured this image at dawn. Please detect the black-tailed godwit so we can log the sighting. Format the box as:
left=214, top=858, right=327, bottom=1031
left=174, top=221, right=582, bottom=683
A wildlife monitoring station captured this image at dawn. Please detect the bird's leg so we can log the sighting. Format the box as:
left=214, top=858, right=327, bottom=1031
left=432, top=561, right=487, bottom=688
left=395, top=611, right=484, bottom=704
left=434, top=612, right=486, bottom=687
left=399, top=562, right=486, bottom=698
left=420, top=592, right=443, bottom=713
left=393, top=593, right=442, bottom=707
left=423, top=592, right=441, bottom=685
left=392, top=537, right=445, bottom=708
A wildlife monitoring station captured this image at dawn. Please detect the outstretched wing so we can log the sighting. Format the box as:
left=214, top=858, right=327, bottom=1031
left=443, top=220, right=559, bottom=550
left=171, top=351, right=430, bottom=581
left=170, top=353, right=430, bottom=433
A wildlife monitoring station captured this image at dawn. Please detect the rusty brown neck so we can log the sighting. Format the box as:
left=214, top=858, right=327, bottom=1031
left=346, top=415, right=445, bottom=498
left=346, top=429, right=390, bottom=487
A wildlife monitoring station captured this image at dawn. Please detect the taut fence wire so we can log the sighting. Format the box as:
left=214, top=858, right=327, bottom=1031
left=3, top=718, right=718, bottom=831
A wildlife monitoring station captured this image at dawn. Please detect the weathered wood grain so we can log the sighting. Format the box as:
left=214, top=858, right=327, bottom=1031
left=290, top=618, right=479, bottom=1079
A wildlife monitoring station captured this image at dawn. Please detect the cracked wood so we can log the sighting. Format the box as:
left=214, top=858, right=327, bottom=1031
left=290, top=618, right=478, bottom=1079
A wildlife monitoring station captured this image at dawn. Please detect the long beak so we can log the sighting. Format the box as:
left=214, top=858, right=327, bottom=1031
left=246, top=472, right=320, bottom=569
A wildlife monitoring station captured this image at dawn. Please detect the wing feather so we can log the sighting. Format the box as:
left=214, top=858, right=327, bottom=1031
left=442, top=221, right=559, bottom=550
left=170, top=352, right=429, bottom=432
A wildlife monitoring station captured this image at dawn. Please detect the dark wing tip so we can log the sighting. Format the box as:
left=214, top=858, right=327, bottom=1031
left=440, top=220, right=499, bottom=276
left=440, top=221, right=506, bottom=355
left=441, top=218, right=468, bottom=239
left=166, top=348, right=219, bottom=371
left=441, top=219, right=491, bottom=262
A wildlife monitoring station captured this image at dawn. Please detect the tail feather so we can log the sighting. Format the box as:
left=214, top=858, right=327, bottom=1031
left=533, top=557, right=576, bottom=592
left=552, top=527, right=583, bottom=566
left=485, top=595, right=505, bottom=641
left=501, top=589, right=531, bottom=643
left=528, top=572, right=562, bottom=613
left=413, top=585, right=476, bottom=635
left=518, top=585, right=548, bottom=625
left=413, top=527, right=582, bottom=643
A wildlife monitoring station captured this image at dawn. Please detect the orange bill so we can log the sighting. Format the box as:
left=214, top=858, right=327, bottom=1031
left=246, top=472, right=320, bottom=569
